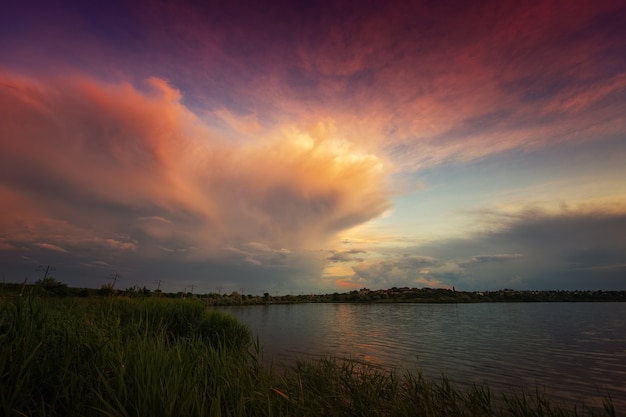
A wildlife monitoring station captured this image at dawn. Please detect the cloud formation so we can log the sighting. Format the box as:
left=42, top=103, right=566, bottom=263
left=5, top=0, right=624, bottom=174
left=0, top=72, right=390, bottom=287
left=1, top=0, right=624, bottom=292
left=337, top=207, right=626, bottom=291
left=327, top=249, right=367, bottom=263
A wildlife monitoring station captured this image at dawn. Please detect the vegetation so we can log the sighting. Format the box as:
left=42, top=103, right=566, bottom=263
left=2, top=280, right=624, bottom=306
left=303, top=287, right=626, bottom=304
left=0, top=293, right=617, bottom=417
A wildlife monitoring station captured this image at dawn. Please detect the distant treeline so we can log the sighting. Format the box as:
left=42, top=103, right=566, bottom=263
left=2, top=279, right=625, bottom=305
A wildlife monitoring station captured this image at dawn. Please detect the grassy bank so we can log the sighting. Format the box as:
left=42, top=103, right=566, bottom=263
left=0, top=296, right=617, bottom=417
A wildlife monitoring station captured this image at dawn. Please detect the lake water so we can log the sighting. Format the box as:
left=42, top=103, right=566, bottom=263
left=217, top=302, right=626, bottom=411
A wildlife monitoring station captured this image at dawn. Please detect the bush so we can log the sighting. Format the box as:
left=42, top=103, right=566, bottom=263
left=34, top=277, right=69, bottom=297
left=196, top=310, right=252, bottom=350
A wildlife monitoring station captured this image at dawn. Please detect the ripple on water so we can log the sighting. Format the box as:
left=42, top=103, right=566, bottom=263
left=219, top=303, right=626, bottom=410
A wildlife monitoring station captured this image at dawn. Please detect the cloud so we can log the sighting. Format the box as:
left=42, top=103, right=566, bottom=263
left=327, top=249, right=367, bottom=263
left=0, top=72, right=390, bottom=286
left=400, top=206, right=626, bottom=290
left=102, top=239, right=137, bottom=252
left=415, top=276, right=448, bottom=288
left=278, top=0, right=626, bottom=172
left=11, top=0, right=623, bottom=176
left=1, top=1, right=624, bottom=293
left=0, top=238, right=19, bottom=251
left=324, top=205, right=626, bottom=291
left=34, top=243, right=68, bottom=253
left=348, top=254, right=450, bottom=289
left=221, top=242, right=291, bottom=267
left=465, top=254, right=524, bottom=265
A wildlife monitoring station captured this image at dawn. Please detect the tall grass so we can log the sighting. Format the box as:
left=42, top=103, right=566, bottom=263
left=0, top=295, right=617, bottom=417
left=0, top=296, right=254, bottom=416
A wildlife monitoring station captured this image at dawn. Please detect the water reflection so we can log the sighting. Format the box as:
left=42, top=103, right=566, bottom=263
left=219, top=303, right=626, bottom=410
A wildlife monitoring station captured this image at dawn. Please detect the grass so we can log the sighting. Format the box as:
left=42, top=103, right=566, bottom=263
left=0, top=294, right=617, bottom=417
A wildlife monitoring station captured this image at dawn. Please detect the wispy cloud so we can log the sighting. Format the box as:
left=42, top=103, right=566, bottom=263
left=34, top=243, right=68, bottom=253
left=327, top=249, right=367, bottom=263
left=466, top=254, right=524, bottom=265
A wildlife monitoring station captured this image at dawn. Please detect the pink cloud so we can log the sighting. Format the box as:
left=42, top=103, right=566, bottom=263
left=238, top=0, right=626, bottom=173
left=30, top=0, right=614, bottom=181
left=34, top=243, right=68, bottom=253
left=0, top=72, right=391, bottom=262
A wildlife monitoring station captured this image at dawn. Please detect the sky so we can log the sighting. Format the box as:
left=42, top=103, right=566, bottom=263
left=1, top=0, right=625, bottom=294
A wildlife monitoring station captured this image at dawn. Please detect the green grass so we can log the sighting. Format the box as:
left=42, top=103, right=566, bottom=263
left=0, top=295, right=617, bottom=417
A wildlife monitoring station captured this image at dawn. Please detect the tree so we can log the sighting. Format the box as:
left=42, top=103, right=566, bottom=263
left=98, top=282, right=116, bottom=296
left=228, top=291, right=243, bottom=304
left=34, top=277, right=69, bottom=297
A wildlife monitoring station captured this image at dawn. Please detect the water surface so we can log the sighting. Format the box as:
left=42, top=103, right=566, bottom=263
left=218, top=302, right=626, bottom=410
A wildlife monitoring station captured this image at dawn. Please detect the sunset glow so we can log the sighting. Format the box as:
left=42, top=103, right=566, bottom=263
left=1, top=0, right=625, bottom=293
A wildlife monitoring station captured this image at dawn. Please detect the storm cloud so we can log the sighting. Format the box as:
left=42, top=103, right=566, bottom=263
left=348, top=208, right=626, bottom=291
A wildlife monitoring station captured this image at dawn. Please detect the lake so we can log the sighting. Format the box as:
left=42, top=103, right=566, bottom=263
left=217, top=302, right=626, bottom=410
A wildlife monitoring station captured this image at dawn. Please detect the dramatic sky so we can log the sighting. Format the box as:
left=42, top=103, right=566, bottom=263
left=1, top=0, right=625, bottom=294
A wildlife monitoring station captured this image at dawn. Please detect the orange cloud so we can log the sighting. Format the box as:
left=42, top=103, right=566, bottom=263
left=334, top=278, right=363, bottom=290
left=0, top=72, right=391, bottom=262
left=415, top=276, right=449, bottom=289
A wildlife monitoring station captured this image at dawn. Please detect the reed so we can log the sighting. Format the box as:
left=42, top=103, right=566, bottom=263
left=0, top=295, right=616, bottom=417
